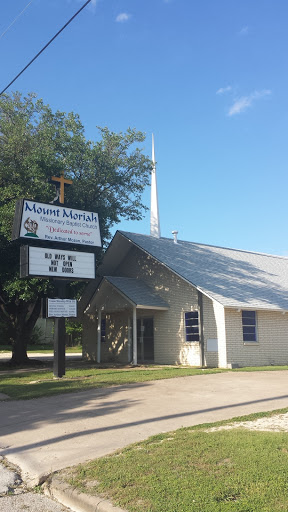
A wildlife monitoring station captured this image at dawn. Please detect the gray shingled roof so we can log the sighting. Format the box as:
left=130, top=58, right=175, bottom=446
left=105, top=276, right=169, bottom=309
left=118, top=231, right=288, bottom=311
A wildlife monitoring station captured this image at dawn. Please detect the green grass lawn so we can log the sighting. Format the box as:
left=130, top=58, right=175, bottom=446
left=67, top=418, right=288, bottom=512
left=1, top=365, right=288, bottom=401
left=0, top=366, right=224, bottom=400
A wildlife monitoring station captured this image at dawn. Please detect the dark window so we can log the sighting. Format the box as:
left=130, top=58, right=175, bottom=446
left=101, top=317, right=106, bottom=343
left=242, top=311, right=257, bottom=342
left=185, top=311, right=199, bottom=342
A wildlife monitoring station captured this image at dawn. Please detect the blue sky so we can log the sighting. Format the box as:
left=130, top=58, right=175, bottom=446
left=1, top=0, right=288, bottom=255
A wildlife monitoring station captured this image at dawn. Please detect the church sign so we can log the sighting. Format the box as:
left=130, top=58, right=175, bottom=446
left=12, top=199, right=101, bottom=247
left=47, top=299, right=77, bottom=318
left=20, top=246, right=95, bottom=280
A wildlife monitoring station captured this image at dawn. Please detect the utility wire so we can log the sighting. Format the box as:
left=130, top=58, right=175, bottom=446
left=0, top=0, right=92, bottom=96
left=0, top=0, right=35, bottom=41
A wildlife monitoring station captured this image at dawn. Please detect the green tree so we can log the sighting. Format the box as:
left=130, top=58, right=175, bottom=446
left=0, top=92, right=151, bottom=364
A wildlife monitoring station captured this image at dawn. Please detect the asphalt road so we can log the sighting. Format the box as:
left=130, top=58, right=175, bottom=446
left=1, top=371, right=288, bottom=487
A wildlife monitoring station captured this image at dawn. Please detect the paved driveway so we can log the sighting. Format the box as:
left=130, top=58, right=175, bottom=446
left=0, top=371, right=287, bottom=486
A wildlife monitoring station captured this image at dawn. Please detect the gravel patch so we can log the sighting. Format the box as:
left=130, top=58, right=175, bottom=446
left=0, top=464, right=21, bottom=495
left=0, top=459, right=72, bottom=512
left=0, top=492, right=71, bottom=512
left=207, top=412, right=288, bottom=432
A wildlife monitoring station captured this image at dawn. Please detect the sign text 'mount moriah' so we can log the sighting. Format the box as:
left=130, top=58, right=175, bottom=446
left=12, top=199, right=102, bottom=247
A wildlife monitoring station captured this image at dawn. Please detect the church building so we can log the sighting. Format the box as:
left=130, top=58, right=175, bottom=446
left=81, top=138, right=288, bottom=368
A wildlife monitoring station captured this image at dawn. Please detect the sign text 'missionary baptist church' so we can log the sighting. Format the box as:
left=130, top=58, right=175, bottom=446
left=12, top=199, right=101, bottom=248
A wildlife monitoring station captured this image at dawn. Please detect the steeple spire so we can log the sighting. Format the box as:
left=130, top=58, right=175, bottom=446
left=150, top=133, right=161, bottom=238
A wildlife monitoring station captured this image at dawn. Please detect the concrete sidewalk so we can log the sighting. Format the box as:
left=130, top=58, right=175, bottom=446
left=0, top=371, right=288, bottom=487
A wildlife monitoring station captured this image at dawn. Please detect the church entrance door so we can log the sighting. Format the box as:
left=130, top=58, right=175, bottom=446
left=137, top=317, right=154, bottom=363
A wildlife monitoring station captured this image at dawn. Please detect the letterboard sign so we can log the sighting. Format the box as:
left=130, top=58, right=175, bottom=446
left=20, top=246, right=95, bottom=280
left=12, top=199, right=101, bottom=247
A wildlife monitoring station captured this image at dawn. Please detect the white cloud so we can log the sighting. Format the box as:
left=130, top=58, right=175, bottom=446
left=228, top=96, right=252, bottom=116
left=73, top=0, right=98, bottom=13
left=238, top=25, right=249, bottom=36
left=216, top=86, right=232, bottom=95
left=228, top=89, right=271, bottom=116
left=115, top=12, right=131, bottom=23
left=75, top=0, right=98, bottom=6
left=89, top=0, right=98, bottom=10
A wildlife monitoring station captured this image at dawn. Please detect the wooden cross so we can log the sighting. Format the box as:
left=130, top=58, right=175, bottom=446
left=50, top=171, right=73, bottom=204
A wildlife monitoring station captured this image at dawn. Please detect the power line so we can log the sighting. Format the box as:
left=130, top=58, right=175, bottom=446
left=0, top=0, right=35, bottom=41
left=0, top=0, right=92, bottom=96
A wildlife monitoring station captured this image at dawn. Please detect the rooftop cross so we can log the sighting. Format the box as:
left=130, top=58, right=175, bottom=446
left=50, top=171, right=73, bottom=204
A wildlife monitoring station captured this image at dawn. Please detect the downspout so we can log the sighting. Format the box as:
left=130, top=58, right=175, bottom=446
left=197, top=290, right=205, bottom=367
left=132, top=306, right=137, bottom=365
left=128, top=316, right=132, bottom=362
left=97, top=309, right=101, bottom=364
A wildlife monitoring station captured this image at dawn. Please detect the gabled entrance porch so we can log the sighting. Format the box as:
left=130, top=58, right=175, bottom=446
left=85, top=276, right=169, bottom=365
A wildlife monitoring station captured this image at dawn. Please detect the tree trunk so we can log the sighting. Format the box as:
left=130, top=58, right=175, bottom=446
left=10, top=338, right=30, bottom=365
left=10, top=297, right=42, bottom=365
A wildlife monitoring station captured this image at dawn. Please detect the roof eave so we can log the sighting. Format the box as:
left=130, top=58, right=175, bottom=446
left=227, top=305, right=288, bottom=313
left=137, top=305, right=169, bottom=310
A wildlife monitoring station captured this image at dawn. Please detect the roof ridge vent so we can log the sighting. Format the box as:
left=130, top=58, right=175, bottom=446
left=172, top=230, right=178, bottom=244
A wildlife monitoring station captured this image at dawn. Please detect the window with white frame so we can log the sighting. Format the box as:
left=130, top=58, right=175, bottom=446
left=242, top=310, right=257, bottom=342
left=184, top=311, right=199, bottom=342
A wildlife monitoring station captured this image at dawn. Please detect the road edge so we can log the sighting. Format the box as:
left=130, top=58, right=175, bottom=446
left=43, top=475, right=126, bottom=512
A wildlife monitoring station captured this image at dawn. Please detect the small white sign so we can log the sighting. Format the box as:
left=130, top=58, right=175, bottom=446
left=27, top=247, right=95, bottom=279
left=207, top=339, right=218, bottom=352
left=17, top=199, right=101, bottom=247
left=47, top=299, right=77, bottom=318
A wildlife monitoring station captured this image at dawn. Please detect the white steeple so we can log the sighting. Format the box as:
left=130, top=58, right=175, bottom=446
left=150, top=133, right=161, bottom=238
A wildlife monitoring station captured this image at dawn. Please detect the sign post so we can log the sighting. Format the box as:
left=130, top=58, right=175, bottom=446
left=53, top=280, right=66, bottom=378
left=47, top=297, right=77, bottom=377
left=12, top=173, right=101, bottom=378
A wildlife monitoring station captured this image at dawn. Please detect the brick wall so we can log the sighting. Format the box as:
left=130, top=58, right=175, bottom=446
left=82, top=313, right=97, bottom=361
left=225, top=308, right=288, bottom=367
left=83, top=311, right=129, bottom=363
left=117, top=246, right=201, bottom=365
